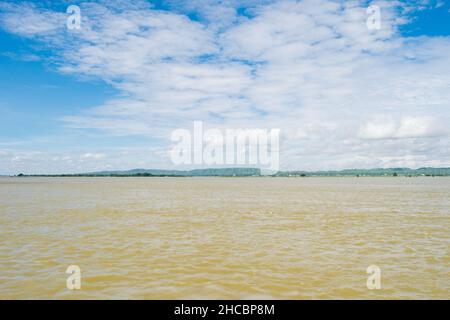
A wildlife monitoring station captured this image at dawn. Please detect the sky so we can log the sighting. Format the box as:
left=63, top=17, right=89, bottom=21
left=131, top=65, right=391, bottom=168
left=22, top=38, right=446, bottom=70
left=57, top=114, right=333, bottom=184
left=0, top=0, right=449, bottom=174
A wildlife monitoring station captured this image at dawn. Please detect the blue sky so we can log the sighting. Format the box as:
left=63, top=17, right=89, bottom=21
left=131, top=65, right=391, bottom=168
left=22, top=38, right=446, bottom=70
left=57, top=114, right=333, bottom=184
left=0, top=0, right=450, bottom=174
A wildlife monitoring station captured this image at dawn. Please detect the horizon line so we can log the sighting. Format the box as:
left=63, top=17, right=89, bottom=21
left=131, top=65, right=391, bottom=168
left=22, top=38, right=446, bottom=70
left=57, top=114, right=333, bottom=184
left=4, top=166, right=450, bottom=177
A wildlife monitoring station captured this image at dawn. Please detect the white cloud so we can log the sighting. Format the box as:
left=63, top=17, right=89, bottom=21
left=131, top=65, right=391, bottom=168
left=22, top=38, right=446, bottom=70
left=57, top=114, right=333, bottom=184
left=81, top=153, right=106, bottom=160
left=359, top=116, right=447, bottom=139
left=0, top=2, right=65, bottom=36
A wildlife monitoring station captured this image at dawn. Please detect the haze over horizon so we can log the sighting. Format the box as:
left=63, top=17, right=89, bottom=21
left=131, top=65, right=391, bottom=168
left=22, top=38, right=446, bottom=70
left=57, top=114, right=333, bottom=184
left=1, top=0, right=450, bottom=175
left=6, top=166, right=450, bottom=177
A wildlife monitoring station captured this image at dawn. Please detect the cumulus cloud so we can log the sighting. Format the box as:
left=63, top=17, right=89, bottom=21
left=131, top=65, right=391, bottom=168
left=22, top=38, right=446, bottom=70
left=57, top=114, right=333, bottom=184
left=0, top=0, right=449, bottom=172
left=80, top=153, right=106, bottom=160
left=0, top=2, right=65, bottom=36
left=359, top=116, right=447, bottom=139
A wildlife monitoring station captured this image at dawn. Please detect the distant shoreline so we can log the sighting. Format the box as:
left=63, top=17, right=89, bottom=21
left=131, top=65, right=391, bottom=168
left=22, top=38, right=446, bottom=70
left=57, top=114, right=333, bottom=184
left=5, top=175, right=450, bottom=178
left=8, top=167, right=450, bottom=177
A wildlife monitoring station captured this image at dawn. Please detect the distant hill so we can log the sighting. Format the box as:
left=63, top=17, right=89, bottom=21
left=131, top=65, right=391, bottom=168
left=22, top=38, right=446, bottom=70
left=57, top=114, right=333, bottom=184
left=15, top=167, right=450, bottom=177
left=82, top=167, right=261, bottom=177
left=275, top=167, right=450, bottom=177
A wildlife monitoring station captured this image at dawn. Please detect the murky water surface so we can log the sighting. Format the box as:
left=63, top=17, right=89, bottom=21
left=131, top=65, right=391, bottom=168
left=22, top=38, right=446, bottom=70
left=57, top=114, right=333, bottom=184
left=0, top=177, right=448, bottom=299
